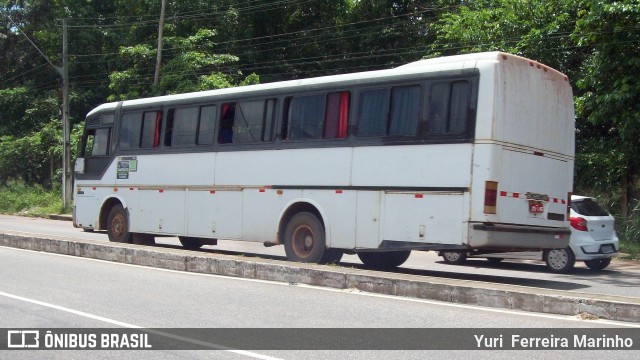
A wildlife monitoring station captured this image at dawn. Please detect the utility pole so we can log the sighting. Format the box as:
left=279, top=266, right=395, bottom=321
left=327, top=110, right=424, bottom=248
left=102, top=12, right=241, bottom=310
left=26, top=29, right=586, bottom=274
left=153, top=0, right=166, bottom=89
left=60, top=18, right=72, bottom=209
left=5, top=14, right=71, bottom=209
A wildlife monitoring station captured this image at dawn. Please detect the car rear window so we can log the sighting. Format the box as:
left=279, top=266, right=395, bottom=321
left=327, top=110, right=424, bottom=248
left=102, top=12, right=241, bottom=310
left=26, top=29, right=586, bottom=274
left=571, top=198, right=609, bottom=216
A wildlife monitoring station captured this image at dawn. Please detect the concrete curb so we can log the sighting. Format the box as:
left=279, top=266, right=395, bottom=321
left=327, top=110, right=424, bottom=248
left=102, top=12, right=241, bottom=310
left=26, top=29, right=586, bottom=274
left=2, top=231, right=639, bottom=323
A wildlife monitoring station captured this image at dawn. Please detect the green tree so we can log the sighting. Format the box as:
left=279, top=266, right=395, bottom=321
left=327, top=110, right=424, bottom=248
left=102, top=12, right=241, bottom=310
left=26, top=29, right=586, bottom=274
left=428, top=0, right=584, bottom=77
left=573, top=0, right=640, bottom=216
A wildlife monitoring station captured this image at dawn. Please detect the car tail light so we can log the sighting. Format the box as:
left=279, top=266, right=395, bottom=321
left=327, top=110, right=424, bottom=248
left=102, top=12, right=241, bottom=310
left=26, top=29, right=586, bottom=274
left=484, top=181, right=497, bottom=214
left=570, top=216, right=588, bottom=231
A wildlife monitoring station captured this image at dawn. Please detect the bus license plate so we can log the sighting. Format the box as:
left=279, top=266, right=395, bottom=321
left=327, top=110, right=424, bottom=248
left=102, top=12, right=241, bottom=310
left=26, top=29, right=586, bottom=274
left=529, top=200, right=544, bottom=213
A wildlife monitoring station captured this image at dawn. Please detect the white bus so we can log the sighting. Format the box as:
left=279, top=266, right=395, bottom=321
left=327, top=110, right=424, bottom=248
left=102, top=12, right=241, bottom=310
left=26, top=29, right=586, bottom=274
left=73, top=52, right=574, bottom=269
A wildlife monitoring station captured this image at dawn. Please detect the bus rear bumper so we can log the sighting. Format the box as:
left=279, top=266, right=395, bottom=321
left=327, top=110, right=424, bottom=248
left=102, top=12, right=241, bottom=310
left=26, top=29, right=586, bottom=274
left=469, top=223, right=571, bottom=250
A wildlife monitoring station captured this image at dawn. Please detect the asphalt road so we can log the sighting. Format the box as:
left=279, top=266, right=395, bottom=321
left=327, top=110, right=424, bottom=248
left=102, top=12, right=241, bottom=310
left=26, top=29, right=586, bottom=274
left=1, top=214, right=639, bottom=300
left=1, top=245, right=638, bottom=360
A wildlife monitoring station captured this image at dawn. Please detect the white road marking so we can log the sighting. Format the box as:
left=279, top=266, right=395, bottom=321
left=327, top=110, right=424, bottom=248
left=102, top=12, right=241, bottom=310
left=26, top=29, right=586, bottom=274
left=0, top=290, right=282, bottom=359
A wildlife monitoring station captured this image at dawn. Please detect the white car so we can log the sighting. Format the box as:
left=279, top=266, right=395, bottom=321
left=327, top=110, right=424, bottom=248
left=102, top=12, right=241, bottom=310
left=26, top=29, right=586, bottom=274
left=440, top=195, right=620, bottom=273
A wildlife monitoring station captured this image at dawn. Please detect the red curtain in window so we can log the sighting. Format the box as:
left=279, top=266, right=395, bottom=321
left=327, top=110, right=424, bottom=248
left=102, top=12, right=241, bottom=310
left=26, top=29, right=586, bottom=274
left=324, top=91, right=349, bottom=139
left=338, top=91, right=349, bottom=139
left=153, top=111, right=162, bottom=147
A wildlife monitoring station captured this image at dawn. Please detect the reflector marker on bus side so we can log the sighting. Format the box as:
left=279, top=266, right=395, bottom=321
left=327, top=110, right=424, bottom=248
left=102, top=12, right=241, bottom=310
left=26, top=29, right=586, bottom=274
left=500, top=191, right=566, bottom=204
left=415, top=194, right=424, bottom=199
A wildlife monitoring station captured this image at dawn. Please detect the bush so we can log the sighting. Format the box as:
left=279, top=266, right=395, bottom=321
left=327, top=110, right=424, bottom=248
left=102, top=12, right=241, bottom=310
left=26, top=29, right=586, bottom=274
left=0, top=180, right=65, bottom=216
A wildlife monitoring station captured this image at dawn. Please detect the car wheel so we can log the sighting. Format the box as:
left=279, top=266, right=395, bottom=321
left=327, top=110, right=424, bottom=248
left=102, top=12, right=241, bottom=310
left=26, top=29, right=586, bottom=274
left=584, top=258, right=612, bottom=271
left=441, top=251, right=467, bottom=265
left=357, top=251, right=411, bottom=270
left=544, top=247, right=575, bottom=273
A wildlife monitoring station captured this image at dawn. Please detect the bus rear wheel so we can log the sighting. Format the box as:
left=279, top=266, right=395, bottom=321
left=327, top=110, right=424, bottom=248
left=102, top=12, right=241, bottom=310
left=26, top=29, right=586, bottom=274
left=283, top=212, right=329, bottom=263
left=179, top=236, right=204, bottom=250
left=441, top=251, right=467, bottom=265
left=107, top=204, right=131, bottom=243
left=357, top=251, right=411, bottom=270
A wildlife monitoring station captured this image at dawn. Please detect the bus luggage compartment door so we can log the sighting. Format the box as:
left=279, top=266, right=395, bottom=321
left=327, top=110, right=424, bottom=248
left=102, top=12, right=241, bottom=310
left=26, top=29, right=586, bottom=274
left=381, top=192, right=465, bottom=246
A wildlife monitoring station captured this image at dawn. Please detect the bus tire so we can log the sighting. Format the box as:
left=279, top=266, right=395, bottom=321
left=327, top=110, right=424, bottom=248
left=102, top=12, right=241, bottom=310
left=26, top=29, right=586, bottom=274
left=357, top=251, right=411, bottom=270
left=441, top=251, right=467, bottom=265
left=544, top=247, right=575, bottom=273
left=283, top=212, right=327, bottom=263
left=106, top=204, right=132, bottom=243
left=320, top=249, right=343, bottom=264
left=179, top=236, right=203, bottom=250
left=132, top=233, right=155, bottom=245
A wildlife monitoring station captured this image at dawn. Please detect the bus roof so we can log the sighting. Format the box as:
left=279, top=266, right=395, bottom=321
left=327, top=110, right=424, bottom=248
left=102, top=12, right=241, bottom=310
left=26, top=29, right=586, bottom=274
left=86, top=51, right=551, bottom=117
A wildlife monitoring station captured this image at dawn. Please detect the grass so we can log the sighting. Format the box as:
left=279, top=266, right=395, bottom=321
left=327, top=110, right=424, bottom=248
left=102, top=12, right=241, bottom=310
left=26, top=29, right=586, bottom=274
left=614, top=210, right=640, bottom=260
left=0, top=180, right=67, bottom=217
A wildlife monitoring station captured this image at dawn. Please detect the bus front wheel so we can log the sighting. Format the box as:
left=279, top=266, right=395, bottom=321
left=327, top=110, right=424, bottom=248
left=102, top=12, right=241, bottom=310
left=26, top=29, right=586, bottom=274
left=107, top=204, right=132, bottom=243
left=283, top=212, right=328, bottom=263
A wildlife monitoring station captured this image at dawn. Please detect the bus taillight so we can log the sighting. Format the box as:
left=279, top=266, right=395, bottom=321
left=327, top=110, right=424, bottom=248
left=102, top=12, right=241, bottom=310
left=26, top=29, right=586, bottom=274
left=484, top=181, right=498, bottom=214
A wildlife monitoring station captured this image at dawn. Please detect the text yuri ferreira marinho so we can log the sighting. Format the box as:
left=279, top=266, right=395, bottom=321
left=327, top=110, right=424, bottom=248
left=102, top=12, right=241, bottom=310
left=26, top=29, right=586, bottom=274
left=475, top=333, right=635, bottom=350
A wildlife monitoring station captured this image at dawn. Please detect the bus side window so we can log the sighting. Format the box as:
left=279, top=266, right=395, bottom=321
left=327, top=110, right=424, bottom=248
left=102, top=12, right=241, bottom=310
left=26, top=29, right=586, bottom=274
left=86, top=128, right=111, bottom=157
left=119, top=113, right=143, bottom=149
left=428, top=81, right=470, bottom=135
left=219, top=103, right=236, bottom=144
left=197, top=105, right=216, bottom=145
left=324, top=91, right=349, bottom=139
left=287, top=94, right=325, bottom=140
left=140, top=111, right=162, bottom=148
left=357, top=89, right=389, bottom=136
left=389, top=86, right=421, bottom=136
left=83, top=128, right=110, bottom=157
left=172, top=107, right=199, bottom=146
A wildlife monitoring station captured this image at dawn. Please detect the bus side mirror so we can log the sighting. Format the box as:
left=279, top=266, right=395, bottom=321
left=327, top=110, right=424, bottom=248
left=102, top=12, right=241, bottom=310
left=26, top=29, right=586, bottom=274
left=75, top=158, right=85, bottom=174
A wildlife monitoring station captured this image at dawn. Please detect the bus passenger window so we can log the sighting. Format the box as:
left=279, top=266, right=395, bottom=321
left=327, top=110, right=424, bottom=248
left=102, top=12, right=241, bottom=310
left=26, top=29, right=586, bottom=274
left=234, top=100, right=266, bottom=143
left=389, top=86, right=421, bottom=136
left=428, top=81, right=470, bottom=135
left=219, top=103, right=236, bottom=144
left=119, top=112, right=143, bottom=149
left=449, top=82, right=470, bottom=133
left=140, top=111, right=162, bottom=148
left=287, top=95, right=325, bottom=140
left=197, top=106, right=216, bottom=145
left=324, top=91, right=349, bottom=139
left=357, top=89, right=388, bottom=136
left=172, top=107, right=199, bottom=146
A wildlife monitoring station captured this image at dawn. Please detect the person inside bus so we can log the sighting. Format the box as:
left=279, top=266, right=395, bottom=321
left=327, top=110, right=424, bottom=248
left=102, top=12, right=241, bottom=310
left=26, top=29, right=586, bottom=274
left=219, top=103, right=235, bottom=144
